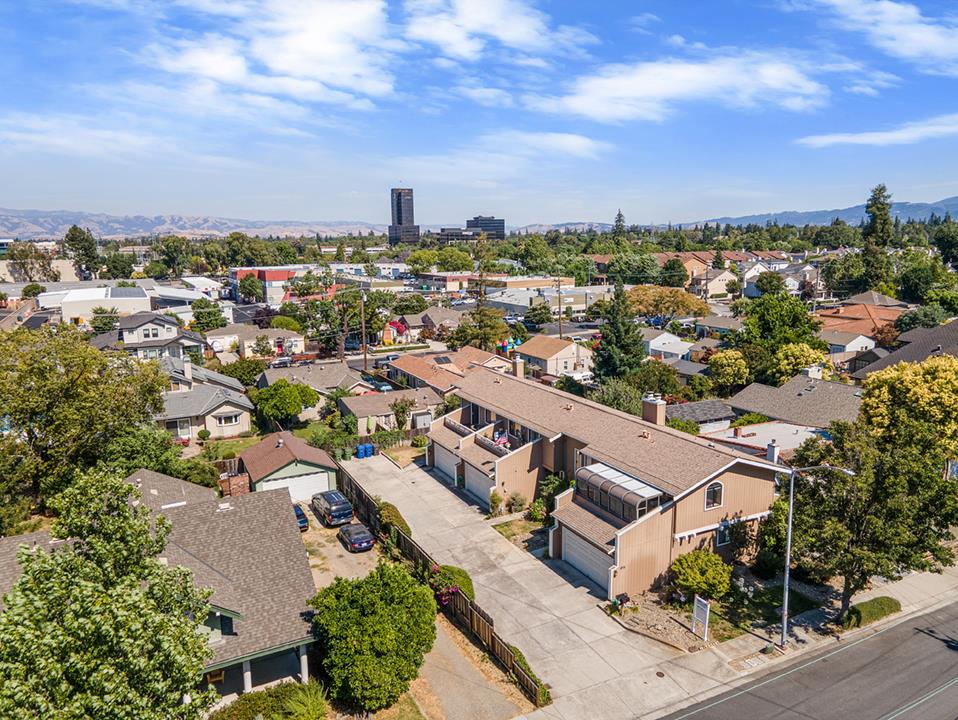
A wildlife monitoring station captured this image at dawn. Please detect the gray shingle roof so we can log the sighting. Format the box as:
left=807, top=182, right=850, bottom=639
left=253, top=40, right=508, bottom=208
left=157, top=384, right=253, bottom=421
left=125, top=468, right=217, bottom=512
left=339, top=387, right=441, bottom=418
left=161, top=356, right=245, bottom=392
left=662, top=357, right=709, bottom=377
left=240, top=432, right=336, bottom=483
left=453, top=368, right=777, bottom=497
left=851, top=319, right=958, bottom=379
left=666, top=400, right=735, bottom=424
left=729, top=374, right=862, bottom=428
left=258, top=362, right=369, bottom=394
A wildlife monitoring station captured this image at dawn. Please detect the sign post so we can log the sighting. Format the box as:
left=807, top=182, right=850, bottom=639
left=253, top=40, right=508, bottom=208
left=691, top=595, right=710, bottom=642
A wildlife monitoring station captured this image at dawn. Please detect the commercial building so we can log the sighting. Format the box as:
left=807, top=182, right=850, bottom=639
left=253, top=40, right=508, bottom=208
left=466, top=216, right=506, bottom=240
left=388, top=187, right=420, bottom=244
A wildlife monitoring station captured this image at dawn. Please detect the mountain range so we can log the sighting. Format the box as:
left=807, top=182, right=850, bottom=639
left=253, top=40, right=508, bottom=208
left=2, top=197, right=957, bottom=240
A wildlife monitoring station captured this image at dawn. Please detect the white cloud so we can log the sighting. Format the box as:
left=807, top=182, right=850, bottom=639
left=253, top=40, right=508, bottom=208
left=455, top=84, right=514, bottom=106
left=403, top=0, right=597, bottom=61
left=797, top=112, right=958, bottom=147
left=0, top=115, right=160, bottom=157
left=629, top=12, right=661, bottom=34
left=480, top=130, right=611, bottom=158
left=814, top=0, right=958, bottom=75
left=529, top=50, right=829, bottom=122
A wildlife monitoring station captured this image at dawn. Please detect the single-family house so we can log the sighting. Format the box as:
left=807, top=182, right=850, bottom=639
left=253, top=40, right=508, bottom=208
left=843, top=290, right=911, bottom=309
left=689, top=269, right=737, bottom=299
left=91, top=311, right=207, bottom=360
left=240, top=432, right=337, bottom=501
left=695, top=315, right=742, bottom=338
left=255, top=362, right=375, bottom=414
left=515, top=335, right=593, bottom=378
left=156, top=359, right=254, bottom=441
left=729, top=369, right=862, bottom=428
left=851, top=319, right=958, bottom=380
left=665, top=400, right=736, bottom=433
left=662, top=357, right=710, bottom=384
left=639, top=328, right=693, bottom=360
left=0, top=471, right=317, bottom=699
left=818, top=330, right=875, bottom=355
left=400, top=307, right=463, bottom=340
left=814, top=303, right=903, bottom=339
left=339, top=387, right=441, bottom=437
left=427, top=368, right=781, bottom=599
left=206, top=323, right=304, bottom=359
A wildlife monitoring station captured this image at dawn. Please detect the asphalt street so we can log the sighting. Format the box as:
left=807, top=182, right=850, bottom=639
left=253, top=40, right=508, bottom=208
left=663, top=602, right=958, bottom=720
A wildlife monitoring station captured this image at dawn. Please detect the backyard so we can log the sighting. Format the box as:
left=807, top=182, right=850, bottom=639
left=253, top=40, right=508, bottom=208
left=491, top=518, right=548, bottom=554
left=201, top=434, right=262, bottom=459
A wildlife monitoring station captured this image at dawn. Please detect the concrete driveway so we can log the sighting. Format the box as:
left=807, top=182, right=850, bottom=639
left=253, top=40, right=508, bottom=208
left=342, top=457, right=693, bottom=719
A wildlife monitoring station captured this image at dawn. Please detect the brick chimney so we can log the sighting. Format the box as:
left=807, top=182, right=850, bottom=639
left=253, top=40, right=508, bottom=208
left=642, top=393, right=666, bottom=426
left=512, top=355, right=524, bottom=378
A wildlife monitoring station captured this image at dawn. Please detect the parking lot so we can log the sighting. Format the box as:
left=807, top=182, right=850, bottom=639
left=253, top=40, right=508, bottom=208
left=296, top=501, right=380, bottom=589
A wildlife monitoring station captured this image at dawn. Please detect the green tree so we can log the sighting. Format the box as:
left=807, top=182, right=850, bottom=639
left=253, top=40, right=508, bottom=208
left=393, top=293, right=428, bottom=315
left=712, top=250, right=725, bottom=269
left=334, top=241, right=346, bottom=262
left=822, top=254, right=866, bottom=298
left=523, top=302, right=554, bottom=326
left=933, top=221, right=958, bottom=266
left=218, top=358, right=267, bottom=387
left=102, top=252, right=135, bottom=279
left=310, top=562, right=436, bottom=711
left=238, top=273, right=264, bottom=303
left=252, top=335, right=274, bottom=357
left=5, top=243, right=60, bottom=283
left=256, top=380, right=319, bottom=426
left=62, top=225, right=99, bottom=279
left=446, top=306, right=510, bottom=352
left=897, top=251, right=949, bottom=304
left=767, top=343, right=827, bottom=385
left=588, top=378, right=643, bottom=415
left=406, top=249, right=438, bottom=275
left=659, top=257, right=689, bottom=288
left=20, top=282, right=45, bottom=298
left=863, top=184, right=894, bottom=247
left=436, top=247, right=473, bottom=272
left=389, top=396, right=416, bottom=430
left=754, top=271, right=786, bottom=295
left=89, top=306, right=119, bottom=334
left=735, top=293, right=824, bottom=354
left=606, top=252, right=658, bottom=284
left=627, top=285, right=708, bottom=325
left=666, top=417, right=699, bottom=435
left=271, top=315, right=303, bottom=333
left=708, top=350, right=750, bottom=395
left=158, top=235, right=193, bottom=277
left=612, top=209, right=626, bottom=239
left=190, top=297, right=226, bottom=332
left=628, top=359, right=681, bottom=397
left=670, top=549, right=731, bottom=600
left=593, top=283, right=645, bottom=382
left=0, top=471, right=216, bottom=719
left=861, top=240, right=893, bottom=290
left=143, top=261, right=168, bottom=279
left=0, top=326, right=166, bottom=518
left=895, top=304, right=948, bottom=332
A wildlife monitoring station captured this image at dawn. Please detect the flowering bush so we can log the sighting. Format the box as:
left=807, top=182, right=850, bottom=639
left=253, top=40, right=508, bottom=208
left=427, top=564, right=475, bottom=606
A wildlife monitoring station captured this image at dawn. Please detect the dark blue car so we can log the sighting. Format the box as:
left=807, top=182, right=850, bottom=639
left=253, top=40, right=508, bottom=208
left=311, top=490, right=354, bottom=527
left=293, top=504, right=309, bottom=532
left=338, top=523, right=375, bottom=553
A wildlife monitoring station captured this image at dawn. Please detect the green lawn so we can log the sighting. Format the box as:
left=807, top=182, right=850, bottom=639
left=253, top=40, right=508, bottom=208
left=291, top=420, right=326, bottom=440
left=202, top=435, right=261, bottom=459
left=701, top=585, right=820, bottom=643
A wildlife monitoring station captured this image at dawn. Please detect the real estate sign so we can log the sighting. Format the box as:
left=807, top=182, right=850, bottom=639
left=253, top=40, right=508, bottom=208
left=691, top=595, right=710, bottom=641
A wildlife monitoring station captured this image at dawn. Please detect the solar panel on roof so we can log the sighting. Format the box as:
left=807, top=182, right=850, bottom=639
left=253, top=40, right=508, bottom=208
left=434, top=357, right=452, bottom=364
left=109, top=286, right=147, bottom=298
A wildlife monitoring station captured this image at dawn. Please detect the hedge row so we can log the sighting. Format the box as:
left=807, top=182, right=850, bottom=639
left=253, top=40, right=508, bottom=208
left=841, top=596, right=901, bottom=630
left=509, top=645, right=551, bottom=706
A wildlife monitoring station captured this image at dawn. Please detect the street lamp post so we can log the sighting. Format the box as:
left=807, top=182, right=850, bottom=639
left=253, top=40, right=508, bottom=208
left=780, top=464, right=856, bottom=648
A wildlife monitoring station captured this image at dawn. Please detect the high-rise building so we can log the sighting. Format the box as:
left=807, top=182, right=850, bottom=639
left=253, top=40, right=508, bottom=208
left=388, top=188, right=420, bottom=244
left=465, top=215, right=506, bottom=240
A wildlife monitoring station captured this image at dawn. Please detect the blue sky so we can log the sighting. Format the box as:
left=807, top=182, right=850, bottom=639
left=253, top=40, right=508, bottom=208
left=3, top=0, right=958, bottom=226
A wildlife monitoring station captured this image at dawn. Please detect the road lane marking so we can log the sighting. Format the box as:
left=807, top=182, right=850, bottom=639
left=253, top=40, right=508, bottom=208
left=670, top=619, right=918, bottom=719
left=877, top=675, right=958, bottom=720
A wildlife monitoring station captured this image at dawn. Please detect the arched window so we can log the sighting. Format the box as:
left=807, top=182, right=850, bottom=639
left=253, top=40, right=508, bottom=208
left=705, top=482, right=723, bottom=510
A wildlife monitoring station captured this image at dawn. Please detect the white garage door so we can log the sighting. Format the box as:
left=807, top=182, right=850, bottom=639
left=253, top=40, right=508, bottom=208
left=562, top=528, right=612, bottom=595
left=434, top=444, right=459, bottom=482
left=463, top=463, right=495, bottom=509
left=260, top=472, right=331, bottom=502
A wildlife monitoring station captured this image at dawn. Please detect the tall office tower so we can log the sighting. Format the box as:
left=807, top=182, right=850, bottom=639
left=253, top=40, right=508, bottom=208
left=466, top=215, right=506, bottom=240
left=388, top=187, right=420, bottom=244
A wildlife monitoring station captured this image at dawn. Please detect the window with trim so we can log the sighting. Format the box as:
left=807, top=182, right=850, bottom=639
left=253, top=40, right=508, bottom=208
left=705, top=481, right=723, bottom=510
left=716, top=523, right=731, bottom=547
left=216, top=414, right=240, bottom=426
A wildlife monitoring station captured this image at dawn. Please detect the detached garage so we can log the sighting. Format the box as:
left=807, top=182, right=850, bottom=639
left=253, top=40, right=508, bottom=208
left=551, top=498, right=620, bottom=598
left=240, top=431, right=337, bottom=502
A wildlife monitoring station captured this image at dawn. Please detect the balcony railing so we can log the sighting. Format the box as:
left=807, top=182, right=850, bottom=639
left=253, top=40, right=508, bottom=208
left=443, top=416, right=473, bottom=437
left=475, top=433, right=511, bottom=457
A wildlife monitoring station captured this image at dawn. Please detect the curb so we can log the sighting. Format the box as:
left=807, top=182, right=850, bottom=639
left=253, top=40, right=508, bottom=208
left=607, top=612, right=691, bottom=654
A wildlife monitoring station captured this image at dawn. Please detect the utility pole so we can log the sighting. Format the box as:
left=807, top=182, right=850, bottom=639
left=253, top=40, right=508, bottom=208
left=360, top=290, right=368, bottom=373
left=555, top=276, right=563, bottom=339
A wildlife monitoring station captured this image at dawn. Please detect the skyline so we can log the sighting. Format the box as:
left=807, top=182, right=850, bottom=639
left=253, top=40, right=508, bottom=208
left=4, top=1, right=958, bottom=224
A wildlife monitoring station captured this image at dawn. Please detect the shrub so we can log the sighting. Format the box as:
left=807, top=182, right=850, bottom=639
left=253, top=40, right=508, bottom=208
left=311, top=563, right=437, bottom=711
left=489, top=490, right=503, bottom=516
left=752, top=548, right=781, bottom=580
left=428, top=564, right=475, bottom=602
left=197, top=429, right=211, bottom=442
left=207, top=681, right=299, bottom=720
left=671, top=549, right=732, bottom=600
left=841, top=596, right=901, bottom=630
left=412, top=434, right=429, bottom=448
left=378, top=501, right=411, bottom=538
left=508, top=645, right=551, bottom=706
left=730, top=412, right=769, bottom=428
left=727, top=520, right=756, bottom=562
left=666, top=417, right=699, bottom=436
left=282, top=679, right=328, bottom=720
left=526, top=498, right=546, bottom=522
left=221, top=450, right=236, bottom=460
left=506, top=492, right=526, bottom=513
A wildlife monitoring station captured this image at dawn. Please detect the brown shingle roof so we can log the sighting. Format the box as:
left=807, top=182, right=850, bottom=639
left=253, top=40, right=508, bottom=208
left=389, top=354, right=460, bottom=392
left=454, top=369, right=775, bottom=496
left=814, top=304, right=902, bottom=337
left=516, top=335, right=577, bottom=360
left=240, top=431, right=335, bottom=483
left=125, top=469, right=217, bottom=512
left=339, top=387, right=441, bottom=419
left=552, top=497, right=625, bottom=549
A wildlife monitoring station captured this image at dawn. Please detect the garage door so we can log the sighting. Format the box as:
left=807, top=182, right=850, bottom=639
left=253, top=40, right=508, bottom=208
left=434, top=444, right=459, bottom=483
left=562, top=528, right=612, bottom=595
left=260, top=472, right=331, bottom=502
left=463, top=463, right=495, bottom=509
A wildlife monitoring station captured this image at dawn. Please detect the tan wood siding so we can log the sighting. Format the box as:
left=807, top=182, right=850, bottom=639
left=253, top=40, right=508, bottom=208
left=495, top=440, right=542, bottom=504
left=673, top=464, right=777, bottom=533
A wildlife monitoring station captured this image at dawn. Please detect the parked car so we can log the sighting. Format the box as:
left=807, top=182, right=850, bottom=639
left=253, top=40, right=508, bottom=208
left=373, top=353, right=400, bottom=369
left=269, top=356, right=293, bottom=369
left=293, top=504, right=309, bottom=532
left=338, top=523, right=375, bottom=553
left=310, top=490, right=354, bottom=526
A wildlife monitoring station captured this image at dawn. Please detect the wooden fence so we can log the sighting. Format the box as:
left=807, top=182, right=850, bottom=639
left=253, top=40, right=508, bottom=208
left=336, top=465, right=547, bottom=706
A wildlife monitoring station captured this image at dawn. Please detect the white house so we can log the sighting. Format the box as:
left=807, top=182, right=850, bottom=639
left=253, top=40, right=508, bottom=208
left=639, top=328, right=693, bottom=360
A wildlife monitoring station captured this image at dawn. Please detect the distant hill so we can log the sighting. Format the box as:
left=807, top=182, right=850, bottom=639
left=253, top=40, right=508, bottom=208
left=0, top=208, right=389, bottom=240
left=513, top=222, right=613, bottom=234
left=695, top=196, right=958, bottom=227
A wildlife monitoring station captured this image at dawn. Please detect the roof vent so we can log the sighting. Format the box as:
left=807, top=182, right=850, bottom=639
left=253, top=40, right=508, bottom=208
left=217, top=502, right=233, bottom=512
left=276, top=437, right=285, bottom=448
